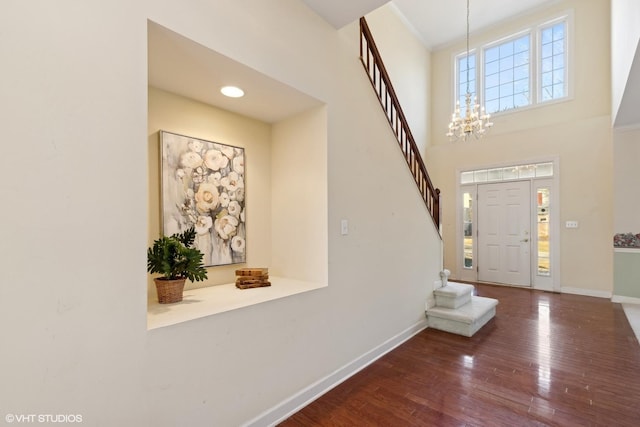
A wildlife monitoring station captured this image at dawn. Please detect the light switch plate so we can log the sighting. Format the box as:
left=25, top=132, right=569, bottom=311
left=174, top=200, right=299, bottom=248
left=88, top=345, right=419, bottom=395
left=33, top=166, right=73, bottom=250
left=340, top=219, right=349, bottom=235
left=565, top=221, right=579, bottom=228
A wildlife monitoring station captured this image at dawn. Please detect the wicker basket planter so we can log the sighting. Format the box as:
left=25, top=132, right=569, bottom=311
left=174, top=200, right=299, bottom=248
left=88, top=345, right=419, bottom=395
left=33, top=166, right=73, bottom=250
left=147, top=227, right=208, bottom=304
left=154, top=277, right=186, bottom=304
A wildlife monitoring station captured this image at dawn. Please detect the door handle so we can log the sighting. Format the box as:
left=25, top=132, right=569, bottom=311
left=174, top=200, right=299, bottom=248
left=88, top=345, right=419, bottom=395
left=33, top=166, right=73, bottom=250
left=521, top=238, right=529, bottom=242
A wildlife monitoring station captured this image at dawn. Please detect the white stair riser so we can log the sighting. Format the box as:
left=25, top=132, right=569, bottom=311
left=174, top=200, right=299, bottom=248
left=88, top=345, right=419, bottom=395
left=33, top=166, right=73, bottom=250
left=427, top=306, right=496, bottom=337
left=435, top=292, right=471, bottom=309
left=426, top=295, right=498, bottom=337
left=434, top=282, right=475, bottom=309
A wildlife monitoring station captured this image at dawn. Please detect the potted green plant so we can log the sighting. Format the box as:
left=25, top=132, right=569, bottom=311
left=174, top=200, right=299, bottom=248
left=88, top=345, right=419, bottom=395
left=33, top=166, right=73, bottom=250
left=147, top=226, right=208, bottom=304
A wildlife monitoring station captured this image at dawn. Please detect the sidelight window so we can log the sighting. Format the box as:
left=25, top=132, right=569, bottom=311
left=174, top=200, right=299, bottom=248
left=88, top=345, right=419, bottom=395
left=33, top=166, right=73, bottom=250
left=537, top=188, right=551, bottom=276
left=463, top=192, right=474, bottom=269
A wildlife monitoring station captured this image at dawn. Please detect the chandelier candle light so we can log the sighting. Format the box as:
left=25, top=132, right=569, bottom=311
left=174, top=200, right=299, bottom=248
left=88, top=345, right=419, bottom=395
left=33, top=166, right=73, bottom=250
left=447, top=0, right=493, bottom=141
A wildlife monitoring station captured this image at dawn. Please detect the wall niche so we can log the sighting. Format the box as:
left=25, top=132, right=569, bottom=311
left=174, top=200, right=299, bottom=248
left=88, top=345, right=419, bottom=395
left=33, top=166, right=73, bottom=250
left=147, top=21, right=328, bottom=327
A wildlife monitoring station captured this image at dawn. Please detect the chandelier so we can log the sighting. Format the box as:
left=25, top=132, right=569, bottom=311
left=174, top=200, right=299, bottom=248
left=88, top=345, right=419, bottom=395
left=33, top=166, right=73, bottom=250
left=446, top=0, right=493, bottom=141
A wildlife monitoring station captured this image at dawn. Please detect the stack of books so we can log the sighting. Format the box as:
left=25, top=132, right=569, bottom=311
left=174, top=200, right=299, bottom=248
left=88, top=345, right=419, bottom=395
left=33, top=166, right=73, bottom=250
left=235, top=268, right=271, bottom=289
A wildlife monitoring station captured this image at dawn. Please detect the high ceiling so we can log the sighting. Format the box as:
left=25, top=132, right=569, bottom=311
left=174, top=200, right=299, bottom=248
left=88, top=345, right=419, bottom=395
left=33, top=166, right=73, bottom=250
left=302, top=0, right=640, bottom=127
left=150, top=0, right=639, bottom=127
left=148, top=22, right=323, bottom=123
left=149, top=1, right=560, bottom=124
left=301, top=0, right=560, bottom=49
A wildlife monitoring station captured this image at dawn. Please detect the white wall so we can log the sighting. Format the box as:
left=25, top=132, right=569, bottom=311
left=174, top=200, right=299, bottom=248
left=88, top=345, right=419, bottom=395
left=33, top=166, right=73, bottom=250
left=0, top=1, right=442, bottom=426
left=427, top=0, right=614, bottom=295
left=611, top=0, right=640, bottom=124
left=271, top=106, right=328, bottom=283
left=613, top=128, right=640, bottom=233
left=0, top=2, right=148, bottom=425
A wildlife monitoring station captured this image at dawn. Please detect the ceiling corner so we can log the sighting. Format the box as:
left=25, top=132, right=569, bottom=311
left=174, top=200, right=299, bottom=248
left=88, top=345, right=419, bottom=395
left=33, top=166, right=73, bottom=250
left=300, top=0, right=389, bottom=29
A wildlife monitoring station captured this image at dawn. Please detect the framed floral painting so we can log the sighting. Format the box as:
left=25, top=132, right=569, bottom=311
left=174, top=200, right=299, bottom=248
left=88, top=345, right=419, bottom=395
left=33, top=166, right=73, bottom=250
left=160, top=131, right=246, bottom=266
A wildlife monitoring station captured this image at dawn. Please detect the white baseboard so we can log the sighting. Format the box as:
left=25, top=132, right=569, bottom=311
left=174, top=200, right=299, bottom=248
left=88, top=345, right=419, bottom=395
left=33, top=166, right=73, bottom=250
left=612, top=295, right=640, bottom=304
left=533, top=284, right=554, bottom=292
left=242, top=319, right=429, bottom=427
left=561, top=286, right=612, bottom=299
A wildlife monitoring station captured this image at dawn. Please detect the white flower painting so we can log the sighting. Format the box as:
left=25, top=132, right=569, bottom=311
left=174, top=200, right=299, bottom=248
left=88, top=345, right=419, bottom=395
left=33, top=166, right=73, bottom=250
left=160, top=131, right=246, bottom=266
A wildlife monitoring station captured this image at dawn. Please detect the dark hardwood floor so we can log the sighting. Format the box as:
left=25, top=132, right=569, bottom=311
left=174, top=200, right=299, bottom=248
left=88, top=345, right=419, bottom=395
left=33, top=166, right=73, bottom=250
left=280, top=284, right=640, bottom=426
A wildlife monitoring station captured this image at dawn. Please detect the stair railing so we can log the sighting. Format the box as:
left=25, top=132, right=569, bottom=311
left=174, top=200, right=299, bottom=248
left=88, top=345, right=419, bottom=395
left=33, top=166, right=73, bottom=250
left=359, top=17, right=441, bottom=232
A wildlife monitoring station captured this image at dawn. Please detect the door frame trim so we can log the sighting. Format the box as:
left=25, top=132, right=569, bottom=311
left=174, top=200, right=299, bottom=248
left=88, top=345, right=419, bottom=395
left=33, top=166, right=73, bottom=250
left=455, top=157, right=560, bottom=292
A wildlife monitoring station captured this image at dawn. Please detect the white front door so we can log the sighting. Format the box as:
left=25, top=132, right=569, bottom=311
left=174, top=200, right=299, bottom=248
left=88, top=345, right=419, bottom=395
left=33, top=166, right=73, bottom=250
left=478, top=181, right=531, bottom=286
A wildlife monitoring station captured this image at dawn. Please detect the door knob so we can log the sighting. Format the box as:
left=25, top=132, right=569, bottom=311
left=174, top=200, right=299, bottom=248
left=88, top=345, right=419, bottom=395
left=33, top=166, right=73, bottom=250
left=521, top=238, right=529, bottom=242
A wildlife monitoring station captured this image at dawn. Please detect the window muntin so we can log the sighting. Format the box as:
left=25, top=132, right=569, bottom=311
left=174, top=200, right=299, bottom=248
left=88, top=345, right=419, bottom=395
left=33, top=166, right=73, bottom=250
left=539, top=22, right=566, bottom=102
left=484, top=34, right=531, bottom=114
left=459, top=162, right=554, bottom=184
left=453, top=16, right=568, bottom=116
left=457, top=53, right=476, bottom=117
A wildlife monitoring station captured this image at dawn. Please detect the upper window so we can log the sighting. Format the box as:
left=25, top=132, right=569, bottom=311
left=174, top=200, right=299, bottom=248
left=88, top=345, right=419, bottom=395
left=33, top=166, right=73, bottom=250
left=454, top=15, right=569, bottom=116
left=539, top=22, right=566, bottom=102
left=457, top=52, right=476, bottom=117
left=484, top=34, right=531, bottom=114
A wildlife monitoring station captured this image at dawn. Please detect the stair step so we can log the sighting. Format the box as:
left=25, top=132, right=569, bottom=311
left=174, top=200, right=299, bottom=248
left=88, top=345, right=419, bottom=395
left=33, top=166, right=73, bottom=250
left=434, top=282, right=474, bottom=309
left=426, top=296, right=498, bottom=337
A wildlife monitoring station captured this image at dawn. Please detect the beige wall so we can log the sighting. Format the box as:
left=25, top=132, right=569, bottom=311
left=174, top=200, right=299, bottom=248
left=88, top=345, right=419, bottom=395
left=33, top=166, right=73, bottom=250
left=431, top=0, right=611, bottom=145
left=427, top=0, right=614, bottom=294
left=1, top=1, right=441, bottom=425
left=148, top=87, right=273, bottom=295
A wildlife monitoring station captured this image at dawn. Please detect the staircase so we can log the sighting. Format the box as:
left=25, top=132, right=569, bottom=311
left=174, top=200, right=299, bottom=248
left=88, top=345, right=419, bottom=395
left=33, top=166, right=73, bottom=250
left=360, top=18, right=498, bottom=335
left=426, top=271, right=498, bottom=337
left=359, top=17, right=440, bottom=231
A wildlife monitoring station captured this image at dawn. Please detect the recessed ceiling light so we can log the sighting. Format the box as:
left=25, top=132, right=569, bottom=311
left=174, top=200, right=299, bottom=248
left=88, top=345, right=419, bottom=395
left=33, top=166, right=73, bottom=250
left=220, top=86, right=245, bottom=98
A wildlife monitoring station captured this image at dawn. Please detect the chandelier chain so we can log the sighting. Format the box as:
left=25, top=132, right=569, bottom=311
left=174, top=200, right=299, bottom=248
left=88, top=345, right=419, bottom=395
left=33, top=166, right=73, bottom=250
left=466, top=0, right=470, bottom=96
left=446, top=0, right=494, bottom=141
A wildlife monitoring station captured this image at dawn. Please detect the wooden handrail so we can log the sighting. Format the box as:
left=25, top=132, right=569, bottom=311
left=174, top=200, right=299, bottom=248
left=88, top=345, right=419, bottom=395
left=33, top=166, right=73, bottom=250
left=359, top=17, right=441, bottom=232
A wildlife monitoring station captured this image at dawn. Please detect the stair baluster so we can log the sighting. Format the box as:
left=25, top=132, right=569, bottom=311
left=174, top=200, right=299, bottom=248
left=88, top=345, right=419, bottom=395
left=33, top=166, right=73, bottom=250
left=359, top=17, right=441, bottom=232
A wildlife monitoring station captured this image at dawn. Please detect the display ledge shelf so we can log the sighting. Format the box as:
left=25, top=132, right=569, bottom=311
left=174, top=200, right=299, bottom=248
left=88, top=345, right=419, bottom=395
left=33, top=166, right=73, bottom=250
left=614, top=247, right=640, bottom=253
left=147, top=276, right=327, bottom=330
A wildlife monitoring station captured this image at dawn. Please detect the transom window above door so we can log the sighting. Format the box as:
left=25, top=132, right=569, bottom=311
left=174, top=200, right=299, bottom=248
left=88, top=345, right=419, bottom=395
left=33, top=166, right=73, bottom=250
left=460, top=162, right=553, bottom=184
